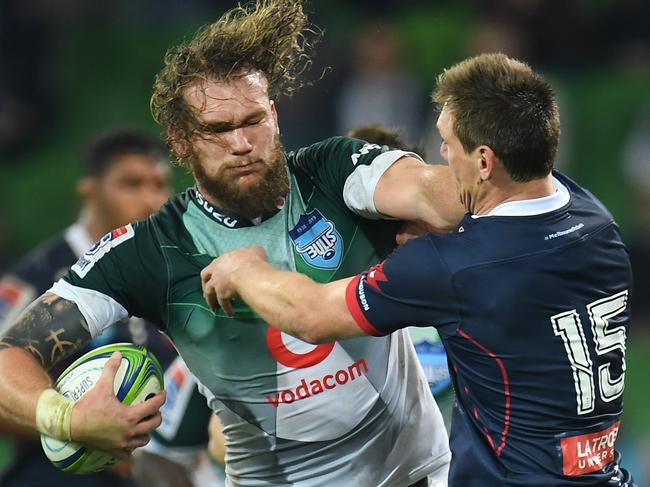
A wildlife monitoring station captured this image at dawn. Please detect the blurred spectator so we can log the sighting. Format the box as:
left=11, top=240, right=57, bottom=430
left=623, top=103, right=650, bottom=329
left=465, top=0, right=588, bottom=68
left=0, top=206, right=9, bottom=273
left=336, top=21, right=426, bottom=147
left=0, top=0, right=57, bottom=158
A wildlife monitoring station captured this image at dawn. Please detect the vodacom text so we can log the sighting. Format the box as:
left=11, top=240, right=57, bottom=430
left=266, top=358, right=369, bottom=408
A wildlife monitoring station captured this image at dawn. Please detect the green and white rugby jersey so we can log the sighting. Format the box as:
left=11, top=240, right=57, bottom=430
left=52, top=137, right=450, bottom=486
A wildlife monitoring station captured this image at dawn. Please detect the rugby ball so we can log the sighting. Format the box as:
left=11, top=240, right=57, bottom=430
left=40, top=343, right=164, bottom=474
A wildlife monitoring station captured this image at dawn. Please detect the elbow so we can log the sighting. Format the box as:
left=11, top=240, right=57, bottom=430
left=284, top=317, right=333, bottom=345
left=300, top=327, right=334, bottom=345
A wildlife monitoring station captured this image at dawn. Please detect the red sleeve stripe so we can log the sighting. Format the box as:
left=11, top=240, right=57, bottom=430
left=345, top=275, right=384, bottom=337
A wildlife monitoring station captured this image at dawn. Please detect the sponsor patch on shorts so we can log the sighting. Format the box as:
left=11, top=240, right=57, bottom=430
left=560, top=421, right=620, bottom=476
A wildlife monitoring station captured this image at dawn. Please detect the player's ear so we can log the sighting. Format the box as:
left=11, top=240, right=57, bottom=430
left=477, top=146, right=496, bottom=181
left=270, top=100, right=279, bottom=126
left=77, top=177, right=98, bottom=204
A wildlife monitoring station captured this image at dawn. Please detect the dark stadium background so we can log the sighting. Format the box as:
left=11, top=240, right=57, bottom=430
left=0, top=0, right=648, bottom=482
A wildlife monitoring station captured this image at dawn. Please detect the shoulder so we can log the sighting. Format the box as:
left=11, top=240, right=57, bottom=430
left=286, top=136, right=392, bottom=172
left=145, top=189, right=197, bottom=249
left=7, top=232, right=75, bottom=288
left=554, top=170, right=616, bottom=224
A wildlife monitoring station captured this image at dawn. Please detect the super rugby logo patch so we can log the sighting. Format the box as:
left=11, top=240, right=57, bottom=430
left=72, top=225, right=135, bottom=278
left=289, top=210, right=342, bottom=269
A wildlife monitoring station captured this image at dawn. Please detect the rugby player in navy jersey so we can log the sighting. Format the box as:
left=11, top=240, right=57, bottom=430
left=203, top=53, right=636, bottom=486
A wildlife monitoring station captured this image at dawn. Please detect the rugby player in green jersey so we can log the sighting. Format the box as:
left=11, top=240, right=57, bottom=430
left=0, top=1, right=464, bottom=485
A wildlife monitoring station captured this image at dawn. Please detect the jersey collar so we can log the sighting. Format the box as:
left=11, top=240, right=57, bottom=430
left=64, top=222, right=95, bottom=258
left=472, top=177, right=570, bottom=218
left=189, top=187, right=287, bottom=229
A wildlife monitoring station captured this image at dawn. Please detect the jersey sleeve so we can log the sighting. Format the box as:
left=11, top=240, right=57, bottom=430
left=58, top=220, right=168, bottom=334
left=344, top=236, right=459, bottom=335
left=287, top=136, right=421, bottom=219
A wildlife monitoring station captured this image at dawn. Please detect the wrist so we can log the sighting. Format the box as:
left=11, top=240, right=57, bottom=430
left=35, top=388, right=74, bottom=441
left=232, top=257, right=266, bottom=288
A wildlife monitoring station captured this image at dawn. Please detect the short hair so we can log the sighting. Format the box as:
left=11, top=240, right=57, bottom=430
left=432, top=53, right=560, bottom=182
left=151, top=0, right=320, bottom=163
left=347, top=124, right=414, bottom=152
left=82, top=128, right=169, bottom=177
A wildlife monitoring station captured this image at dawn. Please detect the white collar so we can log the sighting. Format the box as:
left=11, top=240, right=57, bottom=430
left=64, top=222, right=95, bottom=258
left=472, top=177, right=570, bottom=218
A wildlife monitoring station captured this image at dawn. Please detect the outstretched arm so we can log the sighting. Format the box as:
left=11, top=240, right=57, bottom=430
left=201, top=247, right=364, bottom=344
left=374, top=157, right=464, bottom=231
left=0, top=292, right=165, bottom=459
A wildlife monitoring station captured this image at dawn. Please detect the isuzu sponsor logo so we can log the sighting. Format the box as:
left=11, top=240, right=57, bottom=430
left=266, top=358, right=369, bottom=408
left=195, top=190, right=238, bottom=228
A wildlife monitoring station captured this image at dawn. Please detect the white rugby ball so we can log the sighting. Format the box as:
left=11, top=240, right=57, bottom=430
left=40, top=342, right=164, bottom=474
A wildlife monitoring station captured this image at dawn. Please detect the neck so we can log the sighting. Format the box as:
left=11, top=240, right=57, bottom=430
left=79, top=208, right=109, bottom=242
left=473, top=174, right=555, bottom=216
left=195, top=182, right=227, bottom=211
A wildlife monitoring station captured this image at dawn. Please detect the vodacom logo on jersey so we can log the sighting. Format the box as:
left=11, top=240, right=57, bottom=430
left=264, top=327, right=379, bottom=441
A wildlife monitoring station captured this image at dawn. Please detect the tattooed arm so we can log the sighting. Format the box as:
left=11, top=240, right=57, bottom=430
left=0, top=292, right=93, bottom=369
left=0, top=292, right=165, bottom=458
left=0, top=293, right=91, bottom=431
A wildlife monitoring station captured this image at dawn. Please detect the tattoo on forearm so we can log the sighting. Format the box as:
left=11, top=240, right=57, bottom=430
left=0, top=293, right=91, bottom=369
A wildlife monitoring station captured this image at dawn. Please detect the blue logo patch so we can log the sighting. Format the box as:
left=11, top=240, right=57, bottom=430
left=289, top=210, right=343, bottom=269
left=413, top=340, right=451, bottom=397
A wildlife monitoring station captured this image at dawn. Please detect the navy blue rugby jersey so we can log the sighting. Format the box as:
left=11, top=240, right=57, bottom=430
left=346, top=171, right=634, bottom=486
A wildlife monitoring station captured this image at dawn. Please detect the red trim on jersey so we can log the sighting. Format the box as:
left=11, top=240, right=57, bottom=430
left=457, top=327, right=511, bottom=457
left=111, top=226, right=128, bottom=239
left=345, top=275, right=384, bottom=337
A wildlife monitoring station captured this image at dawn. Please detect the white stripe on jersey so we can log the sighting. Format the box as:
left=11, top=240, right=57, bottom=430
left=49, top=279, right=128, bottom=338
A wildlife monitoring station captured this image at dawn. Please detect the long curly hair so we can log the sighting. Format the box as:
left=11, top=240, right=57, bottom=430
left=151, top=0, right=320, bottom=163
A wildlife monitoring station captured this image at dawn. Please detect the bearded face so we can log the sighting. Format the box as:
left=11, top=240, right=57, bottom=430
left=180, top=72, right=290, bottom=220
left=190, top=137, right=289, bottom=220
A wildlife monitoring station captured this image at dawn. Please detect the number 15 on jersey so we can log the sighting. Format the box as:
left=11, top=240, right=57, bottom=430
left=551, top=290, right=628, bottom=415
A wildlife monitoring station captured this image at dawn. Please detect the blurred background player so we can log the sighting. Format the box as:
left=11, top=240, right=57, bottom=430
left=0, top=127, right=175, bottom=487
left=133, top=356, right=226, bottom=487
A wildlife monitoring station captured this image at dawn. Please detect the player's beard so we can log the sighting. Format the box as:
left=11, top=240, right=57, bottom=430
left=191, top=139, right=290, bottom=220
